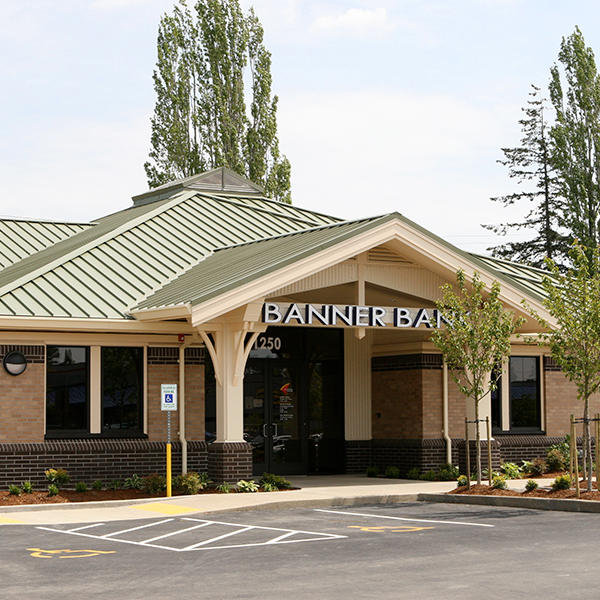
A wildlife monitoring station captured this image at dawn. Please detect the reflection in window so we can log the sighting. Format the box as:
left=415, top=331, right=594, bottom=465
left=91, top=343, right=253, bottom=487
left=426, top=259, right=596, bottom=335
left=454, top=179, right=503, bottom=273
left=510, top=356, right=540, bottom=430
left=46, top=346, right=89, bottom=431
left=490, top=368, right=502, bottom=431
left=102, top=347, right=143, bottom=431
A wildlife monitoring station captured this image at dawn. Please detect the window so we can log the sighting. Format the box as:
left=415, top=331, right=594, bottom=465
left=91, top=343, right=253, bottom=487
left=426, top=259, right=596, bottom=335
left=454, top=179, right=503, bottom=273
left=46, top=346, right=89, bottom=433
left=509, top=356, right=541, bottom=431
left=490, top=368, right=502, bottom=431
left=46, top=345, right=145, bottom=437
left=101, top=347, right=143, bottom=432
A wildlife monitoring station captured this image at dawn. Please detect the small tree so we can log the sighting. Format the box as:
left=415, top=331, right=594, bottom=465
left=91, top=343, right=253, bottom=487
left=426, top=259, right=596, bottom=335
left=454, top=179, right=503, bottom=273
left=431, top=271, right=524, bottom=484
left=525, top=242, right=600, bottom=492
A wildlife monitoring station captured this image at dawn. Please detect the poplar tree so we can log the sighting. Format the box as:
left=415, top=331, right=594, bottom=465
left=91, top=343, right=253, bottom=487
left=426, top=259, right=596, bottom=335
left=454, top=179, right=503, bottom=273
left=144, top=0, right=291, bottom=203
left=484, top=85, right=566, bottom=268
left=525, top=243, right=600, bottom=493
left=549, top=26, right=600, bottom=258
left=431, top=271, right=523, bottom=485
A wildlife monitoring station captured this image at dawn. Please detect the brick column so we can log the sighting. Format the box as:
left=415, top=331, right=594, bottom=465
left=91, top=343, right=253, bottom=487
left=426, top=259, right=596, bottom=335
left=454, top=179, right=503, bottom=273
left=208, top=441, right=252, bottom=483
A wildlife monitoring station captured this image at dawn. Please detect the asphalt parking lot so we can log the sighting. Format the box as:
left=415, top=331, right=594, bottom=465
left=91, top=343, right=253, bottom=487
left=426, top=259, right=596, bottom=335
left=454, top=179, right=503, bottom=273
left=2, top=502, right=599, bottom=599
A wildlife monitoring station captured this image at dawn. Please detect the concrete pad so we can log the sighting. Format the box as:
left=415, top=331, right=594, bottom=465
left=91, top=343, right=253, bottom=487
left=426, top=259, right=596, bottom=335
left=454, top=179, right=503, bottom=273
left=0, top=475, right=456, bottom=525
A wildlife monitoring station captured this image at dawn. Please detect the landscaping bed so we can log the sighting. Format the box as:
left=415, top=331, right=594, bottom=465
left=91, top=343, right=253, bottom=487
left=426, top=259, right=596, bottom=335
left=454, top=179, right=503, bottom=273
left=450, top=482, right=600, bottom=501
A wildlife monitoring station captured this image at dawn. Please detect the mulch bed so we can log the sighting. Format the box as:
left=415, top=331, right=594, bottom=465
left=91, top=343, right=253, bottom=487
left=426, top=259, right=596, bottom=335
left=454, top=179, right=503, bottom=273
left=0, top=487, right=298, bottom=506
left=450, top=483, right=600, bottom=501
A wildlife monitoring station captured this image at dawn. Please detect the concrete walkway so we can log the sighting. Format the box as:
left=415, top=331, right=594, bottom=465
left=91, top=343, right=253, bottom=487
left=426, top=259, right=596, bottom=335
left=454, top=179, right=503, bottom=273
left=0, top=475, right=459, bottom=525
left=0, top=474, right=559, bottom=526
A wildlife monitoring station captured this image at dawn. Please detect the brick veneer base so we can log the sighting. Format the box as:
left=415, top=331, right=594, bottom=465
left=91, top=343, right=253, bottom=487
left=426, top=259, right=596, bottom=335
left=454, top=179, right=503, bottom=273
left=345, top=435, right=595, bottom=475
left=0, top=440, right=208, bottom=488
left=208, top=441, right=252, bottom=483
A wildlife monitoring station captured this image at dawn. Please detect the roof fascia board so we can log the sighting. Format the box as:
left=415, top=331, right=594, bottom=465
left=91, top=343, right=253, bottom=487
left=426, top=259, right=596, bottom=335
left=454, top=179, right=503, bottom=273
left=0, top=190, right=197, bottom=299
left=132, top=304, right=191, bottom=322
left=383, top=223, right=553, bottom=323
left=190, top=217, right=553, bottom=328
left=0, top=316, right=195, bottom=334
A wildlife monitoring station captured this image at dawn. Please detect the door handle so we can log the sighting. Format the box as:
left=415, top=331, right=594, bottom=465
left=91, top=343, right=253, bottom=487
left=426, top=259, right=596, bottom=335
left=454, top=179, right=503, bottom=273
left=272, top=424, right=278, bottom=438
left=262, top=423, right=268, bottom=437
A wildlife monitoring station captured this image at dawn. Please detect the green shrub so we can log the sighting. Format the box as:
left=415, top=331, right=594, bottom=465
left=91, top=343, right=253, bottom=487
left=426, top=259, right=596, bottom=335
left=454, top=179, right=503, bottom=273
left=521, top=460, right=533, bottom=473
left=457, top=475, right=469, bottom=487
left=366, top=466, right=379, bottom=478
left=44, top=468, right=70, bottom=487
left=552, top=474, right=571, bottom=491
left=142, top=474, right=166, bottom=494
left=92, top=480, right=103, bottom=491
left=525, top=479, right=538, bottom=492
left=216, top=482, right=232, bottom=493
left=501, top=462, right=522, bottom=479
left=437, top=464, right=460, bottom=481
left=262, top=482, right=278, bottom=492
left=174, top=472, right=206, bottom=495
left=75, top=481, right=88, bottom=493
left=547, top=435, right=570, bottom=470
left=384, top=466, right=401, bottom=479
left=47, top=484, right=59, bottom=497
left=528, top=458, right=547, bottom=476
left=405, top=467, right=420, bottom=480
left=546, top=448, right=566, bottom=472
left=21, top=481, right=33, bottom=494
left=8, top=485, right=21, bottom=496
left=420, top=470, right=437, bottom=481
left=260, top=473, right=291, bottom=489
left=237, top=479, right=259, bottom=493
left=198, top=472, right=212, bottom=487
left=109, top=480, right=123, bottom=491
left=491, top=475, right=507, bottom=490
left=123, top=474, right=144, bottom=490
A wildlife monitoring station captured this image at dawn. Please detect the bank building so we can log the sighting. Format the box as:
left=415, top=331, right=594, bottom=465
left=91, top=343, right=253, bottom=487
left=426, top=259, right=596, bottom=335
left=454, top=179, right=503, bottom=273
left=0, top=168, right=591, bottom=486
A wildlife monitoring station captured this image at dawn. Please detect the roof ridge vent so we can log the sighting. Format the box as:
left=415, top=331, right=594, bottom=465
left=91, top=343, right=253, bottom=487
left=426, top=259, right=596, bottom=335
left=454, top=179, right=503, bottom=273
left=131, top=167, right=265, bottom=206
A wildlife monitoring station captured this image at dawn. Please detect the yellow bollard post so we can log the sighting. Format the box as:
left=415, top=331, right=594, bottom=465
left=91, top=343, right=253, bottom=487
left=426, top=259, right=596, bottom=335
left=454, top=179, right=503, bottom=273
left=166, top=442, right=172, bottom=498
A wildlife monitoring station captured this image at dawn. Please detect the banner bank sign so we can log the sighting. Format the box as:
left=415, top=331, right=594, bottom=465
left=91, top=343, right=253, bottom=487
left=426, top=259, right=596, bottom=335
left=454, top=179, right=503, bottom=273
left=262, top=302, right=449, bottom=329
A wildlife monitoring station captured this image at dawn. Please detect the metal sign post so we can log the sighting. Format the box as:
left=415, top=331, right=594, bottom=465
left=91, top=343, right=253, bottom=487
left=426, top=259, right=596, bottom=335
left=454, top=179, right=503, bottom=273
left=161, top=384, right=178, bottom=497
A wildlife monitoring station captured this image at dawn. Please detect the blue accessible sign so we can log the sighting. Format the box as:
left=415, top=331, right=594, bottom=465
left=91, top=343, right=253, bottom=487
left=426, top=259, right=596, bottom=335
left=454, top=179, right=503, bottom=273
left=161, top=384, right=178, bottom=411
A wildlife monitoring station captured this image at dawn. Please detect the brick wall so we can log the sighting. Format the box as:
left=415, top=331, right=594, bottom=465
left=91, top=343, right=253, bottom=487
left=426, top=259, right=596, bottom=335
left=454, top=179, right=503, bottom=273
left=0, top=345, right=45, bottom=443
left=0, top=440, right=209, bottom=488
left=147, top=347, right=206, bottom=442
left=208, top=442, right=252, bottom=483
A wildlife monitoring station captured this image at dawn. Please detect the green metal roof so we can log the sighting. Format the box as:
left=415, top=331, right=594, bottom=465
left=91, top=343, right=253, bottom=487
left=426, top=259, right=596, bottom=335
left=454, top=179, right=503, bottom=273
left=0, top=189, right=339, bottom=319
left=133, top=215, right=389, bottom=312
left=0, top=218, right=93, bottom=269
left=0, top=166, right=552, bottom=321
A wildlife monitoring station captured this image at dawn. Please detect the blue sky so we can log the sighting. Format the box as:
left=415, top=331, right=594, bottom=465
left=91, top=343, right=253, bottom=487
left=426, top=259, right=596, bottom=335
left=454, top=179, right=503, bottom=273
left=2, top=0, right=600, bottom=253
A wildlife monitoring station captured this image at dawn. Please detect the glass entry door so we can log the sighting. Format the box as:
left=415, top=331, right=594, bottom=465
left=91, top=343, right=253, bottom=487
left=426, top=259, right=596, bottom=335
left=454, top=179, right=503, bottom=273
left=244, top=360, right=305, bottom=475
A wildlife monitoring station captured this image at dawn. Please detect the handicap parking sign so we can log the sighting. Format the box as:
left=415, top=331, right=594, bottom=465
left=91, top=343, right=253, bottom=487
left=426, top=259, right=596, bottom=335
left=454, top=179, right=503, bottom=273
left=161, top=384, right=178, bottom=411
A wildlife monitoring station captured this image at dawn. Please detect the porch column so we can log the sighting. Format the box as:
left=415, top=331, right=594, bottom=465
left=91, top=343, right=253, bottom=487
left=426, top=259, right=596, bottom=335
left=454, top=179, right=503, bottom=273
left=198, top=321, right=263, bottom=483
left=344, top=329, right=373, bottom=472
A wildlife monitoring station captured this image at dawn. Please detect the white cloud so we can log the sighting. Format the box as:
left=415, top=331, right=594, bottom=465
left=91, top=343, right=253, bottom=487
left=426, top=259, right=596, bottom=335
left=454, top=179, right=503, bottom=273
left=310, top=7, right=395, bottom=37
left=90, top=0, right=156, bottom=9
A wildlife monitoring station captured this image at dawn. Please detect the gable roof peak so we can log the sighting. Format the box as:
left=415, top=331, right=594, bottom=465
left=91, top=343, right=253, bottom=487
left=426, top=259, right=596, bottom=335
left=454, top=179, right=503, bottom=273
left=131, top=167, right=265, bottom=206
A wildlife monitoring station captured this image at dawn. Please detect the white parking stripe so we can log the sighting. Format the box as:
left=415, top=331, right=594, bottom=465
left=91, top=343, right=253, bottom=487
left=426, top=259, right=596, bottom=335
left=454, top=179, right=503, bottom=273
left=182, top=526, right=254, bottom=550
left=266, top=531, right=297, bottom=544
left=67, top=523, right=105, bottom=532
left=141, top=522, right=212, bottom=544
left=314, top=509, right=495, bottom=528
left=101, top=518, right=174, bottom=538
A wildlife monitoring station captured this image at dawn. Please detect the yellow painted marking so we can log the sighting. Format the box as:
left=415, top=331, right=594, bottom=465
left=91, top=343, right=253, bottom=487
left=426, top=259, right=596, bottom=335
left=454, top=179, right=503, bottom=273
left=0, top=516, right=23, bottom=524
left=348, top=525, right=434, bottom=533
left=133, top=502, right=194, bottom=515
left=28, top=548, right=116, bottom=559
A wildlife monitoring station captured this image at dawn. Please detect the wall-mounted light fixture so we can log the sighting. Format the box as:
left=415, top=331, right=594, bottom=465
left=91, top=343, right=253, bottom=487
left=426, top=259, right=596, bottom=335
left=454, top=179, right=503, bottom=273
left=3, top=351, right=27, bottom=376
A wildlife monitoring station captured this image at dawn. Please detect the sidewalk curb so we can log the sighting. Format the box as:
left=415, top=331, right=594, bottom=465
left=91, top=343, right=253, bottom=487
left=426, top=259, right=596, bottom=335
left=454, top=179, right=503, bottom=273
left=418, top=492, right=600, bottom=513
left=0, top=493, right=422, bottom=516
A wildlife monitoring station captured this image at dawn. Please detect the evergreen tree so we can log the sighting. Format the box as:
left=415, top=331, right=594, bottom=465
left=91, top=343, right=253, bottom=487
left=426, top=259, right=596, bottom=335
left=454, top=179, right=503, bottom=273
left=144, top=0, right=291, bottom=203
left=484, top=85, right=566, bottom=268
left=549, top=26, right=600, bottom=258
